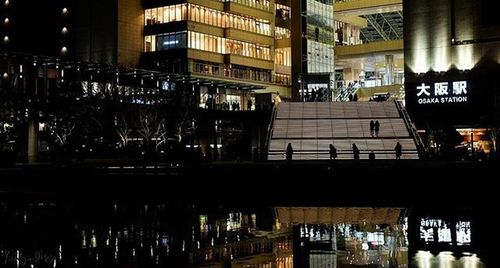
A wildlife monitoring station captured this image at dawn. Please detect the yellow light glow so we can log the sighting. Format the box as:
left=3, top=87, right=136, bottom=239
left=456, top=44, right=475, bottom=70
left=413, top=48, right=429, bottom=73
left=432, top=46, right=451, bottom=72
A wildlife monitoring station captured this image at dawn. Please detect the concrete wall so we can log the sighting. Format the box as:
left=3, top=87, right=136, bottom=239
left=117, top=0, right=143, bottom=67
left=405, top=0, right=500, bottom=75
left=75, top=0, right=118, bottom=64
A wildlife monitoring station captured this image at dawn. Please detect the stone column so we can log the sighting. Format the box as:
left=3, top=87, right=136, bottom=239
left=385, top=54, right=394, bottom=85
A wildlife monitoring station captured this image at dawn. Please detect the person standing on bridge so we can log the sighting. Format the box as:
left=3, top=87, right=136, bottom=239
left=352, top=143, right=360, bottom=161
left=395, top=142, right=402, bottom=159
left=374, top=120, right=380, bottom=137
left=329, top=144, right=337, bottom=160
left=286, top=143, right=293, bottom=162
left=370, top=120, right=375, bottom=137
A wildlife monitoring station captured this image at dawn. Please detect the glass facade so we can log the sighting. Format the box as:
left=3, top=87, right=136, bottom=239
left=275, top=27, right=291, bottom=39
left=218, top=0, right=271, bottom=12
left=143, top=1, right=292, bottom=87
left=276, top=4, right=291, bottom=20
left=145, top=32, right=271, bottom=61
left=145, top=4, right=272, bottom=36
left=334, top=20, right=362, bottom=46
left=275, top=48, right=291, bottom=66
left=191, top=60, right=272, bottom=82
left=306, top=0, right=334, bottom=74
left=144, top=31, right=187, bottom=52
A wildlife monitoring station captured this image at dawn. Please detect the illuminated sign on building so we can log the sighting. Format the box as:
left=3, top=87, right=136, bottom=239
left=416, top=81, right=470, bottom=105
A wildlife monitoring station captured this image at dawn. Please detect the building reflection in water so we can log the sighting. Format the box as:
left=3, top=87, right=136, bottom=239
left=0, top=202, right=486, bottom=268
left=413, top=251, right=484, bottom=268
left=0, top=201, right=293, bottom=268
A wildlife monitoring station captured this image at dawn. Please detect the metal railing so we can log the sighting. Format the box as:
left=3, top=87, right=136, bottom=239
left=219, top=0, right=272, bottom=12
left=267, top=149, right=419, bottom=159
left=394, top=100, right=426, bottom=157
left=264, top=105, right=278, bottom=160
left=334, top=84, right=358, bottom=102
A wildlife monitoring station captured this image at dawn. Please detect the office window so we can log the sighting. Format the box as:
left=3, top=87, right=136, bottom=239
left=144, top=4, right=271, bottom=36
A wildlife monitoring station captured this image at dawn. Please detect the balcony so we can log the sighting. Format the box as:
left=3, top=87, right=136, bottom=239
left=224, top=28, right=274, bottom=46
left=222, top=0, right=274, bottom=21
left=224, top=54, right=274, bottom=70
left=334, top=0, right=402, bottom=17
left=334, top=39, right=403, bottom=57
left=275, top=38, right=291, bottom=48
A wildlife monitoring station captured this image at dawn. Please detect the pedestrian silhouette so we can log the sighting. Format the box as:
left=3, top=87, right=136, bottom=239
left=353, top=93, right=358, bottom=102
left=369, top=150, right=375, bottom=161
left=370, top=120, right=375, bottom=137
left=395, top=142, right=402, bottom=159
left=329, top=144, right=337, bottom=160
left=286, top=143, right=293, bottom=161
left=352, top=143, right=360, bottom=160
left=374, top=120, right=380, bottom=137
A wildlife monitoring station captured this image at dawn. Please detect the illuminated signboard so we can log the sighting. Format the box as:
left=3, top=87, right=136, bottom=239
left=415, top=80, right=470, bottom=105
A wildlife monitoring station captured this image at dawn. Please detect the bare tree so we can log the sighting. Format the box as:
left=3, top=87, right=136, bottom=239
left=137, top=109, right=167, bottom=153
left=46, top=117, right=76, bottom=147
left=155, top=120, right=168, bottom=152
left=490, top=128, right=500, bottom=154
left=115, top=115, right=131, bottom=148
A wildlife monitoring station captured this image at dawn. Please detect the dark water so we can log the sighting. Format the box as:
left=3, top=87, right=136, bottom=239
left=0, top=199, right=290, bottom=268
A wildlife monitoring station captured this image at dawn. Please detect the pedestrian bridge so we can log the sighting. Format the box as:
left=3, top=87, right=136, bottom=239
left=334, top=0, right=402, bottom=17
left=267, top=101, right=419, bottom=160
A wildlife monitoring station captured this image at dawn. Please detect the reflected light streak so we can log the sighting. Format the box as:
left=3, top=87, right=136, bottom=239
left=414, top=251, right=484, bottom=268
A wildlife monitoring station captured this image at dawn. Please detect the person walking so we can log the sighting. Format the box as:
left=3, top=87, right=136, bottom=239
left=247, top=97, right=252, bottom=111
left=329, top=144, right=337, bottom=160
left=352, top=143, right=360, bottom=161
left=369, top=120, right=375, bottom=137
left=274, top=92, right=282, bottom=107
left=395, top=142, right=402, bottom=159
left=286, top=143, right=293, bottom=161
left=369, top=150, right=375, bottom=161
left=374, top=120, right=380, bottom=137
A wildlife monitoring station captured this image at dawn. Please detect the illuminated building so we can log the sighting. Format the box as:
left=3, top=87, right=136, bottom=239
left=291, top=0, right=335, bottom=101
left=404, top=0, right=500, bottom=156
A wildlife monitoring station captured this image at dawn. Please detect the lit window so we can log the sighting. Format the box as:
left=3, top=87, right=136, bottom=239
left=62, top=27, right=68, bottom=34
left=3, top=36, right=9, bottom=43
left=62, top=8, right=68, bottom=15
left=3, top=18, right=9, bottom=24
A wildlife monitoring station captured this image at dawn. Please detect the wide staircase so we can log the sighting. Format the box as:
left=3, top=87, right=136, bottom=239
left=267, top=102, right=419, bottom=160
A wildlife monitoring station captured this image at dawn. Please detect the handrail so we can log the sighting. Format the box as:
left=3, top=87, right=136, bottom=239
left=394, top=100, right=426, bottom=157
left=335, top=84, right=359, bottom=102
left=264, top=105, right=278, bottom=160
